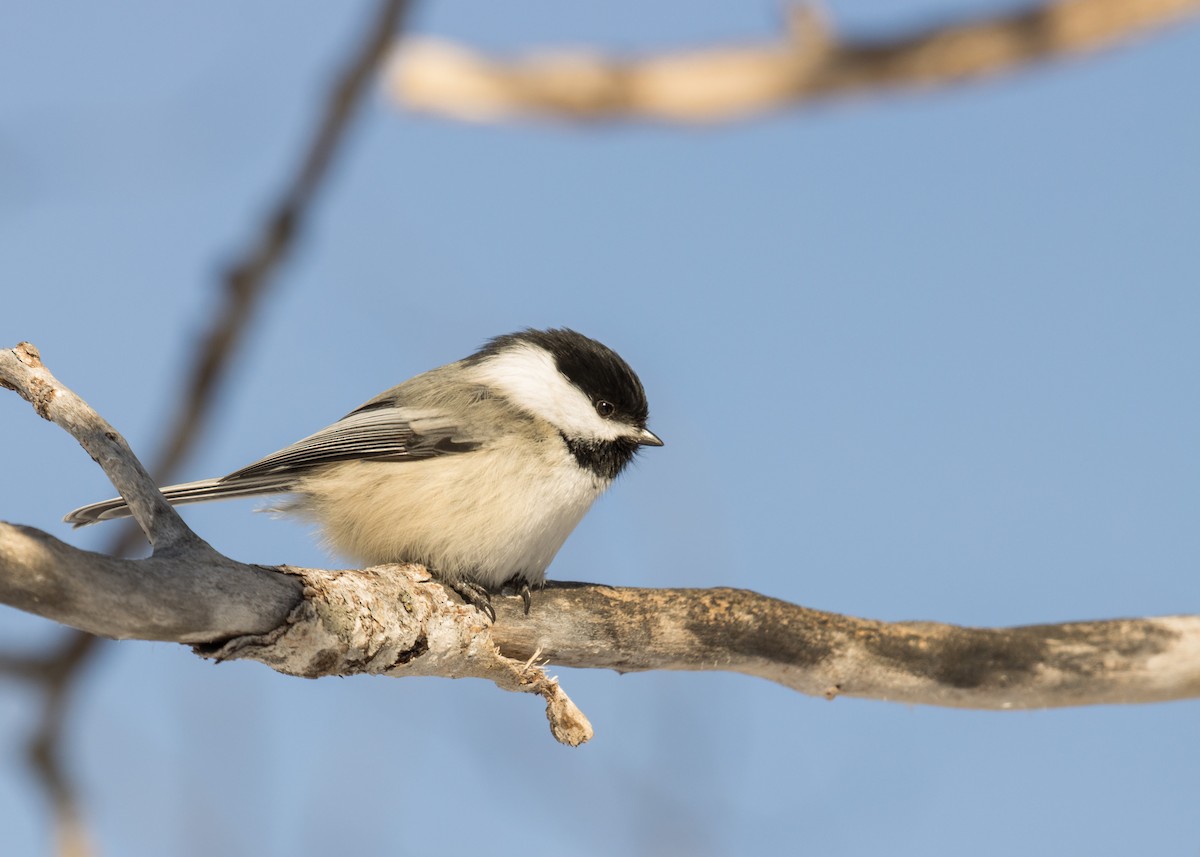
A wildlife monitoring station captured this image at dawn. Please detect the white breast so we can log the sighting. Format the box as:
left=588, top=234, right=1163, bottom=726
left=292, top=434, right=607, bottom=588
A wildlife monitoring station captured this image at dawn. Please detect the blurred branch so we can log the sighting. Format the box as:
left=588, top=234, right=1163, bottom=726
left=0, top=2, right=411, bottom=853
left=0, top=631, right=96, bottom=857
left=387, top=0, right=1200, bottom=123
left=149, top=0, right=411, bottom=496
left=6, top=344, right=1200, bottom=757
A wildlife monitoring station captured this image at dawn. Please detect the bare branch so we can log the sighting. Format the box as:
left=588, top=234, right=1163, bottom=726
left=0, top=523, right=299, bottom=643
left=204, top=564, right=593, bottom=747
left=1, top=343, right=207, bottom=556
left=0, top=633, right=97, bottom=857
left=387, top=0, right=1200, bottom=123
left=4, top=520, right=1200, bottom=723
left=492, top=586, right=1200, bottom=709
left=6, top=337, right=1200, bottom=751
left=0, top=525, right=590, bottom=745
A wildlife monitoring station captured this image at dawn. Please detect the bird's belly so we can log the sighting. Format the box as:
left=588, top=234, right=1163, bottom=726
left=295, top=447, right=606, bottom=588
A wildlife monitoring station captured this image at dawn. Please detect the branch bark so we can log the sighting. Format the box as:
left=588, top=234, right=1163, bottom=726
left=0, top=524, right=592, bottom=747
left=386, top=0, right=1200, bottom=123
left=491, top=586, right=1200, bottom=708
left=6, top=341, right=1200, bottom=750
left=4, top=522, right=1200, bottom=717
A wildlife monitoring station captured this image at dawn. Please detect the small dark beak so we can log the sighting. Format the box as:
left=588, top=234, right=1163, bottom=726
left=637, top=428, right=664, bottom=447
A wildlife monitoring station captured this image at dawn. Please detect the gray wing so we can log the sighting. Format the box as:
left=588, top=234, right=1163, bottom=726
left=64, top=403, right=482, bottom=527
left=221, top=403, right=481, bottom=480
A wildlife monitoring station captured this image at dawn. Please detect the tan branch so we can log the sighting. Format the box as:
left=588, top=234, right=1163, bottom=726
left=492, top=586, right=1200, bottom=709
left=387, top=0, right=1200, bottom=123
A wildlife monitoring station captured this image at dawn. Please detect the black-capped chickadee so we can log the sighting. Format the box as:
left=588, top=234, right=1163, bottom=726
left=65, top=328, right=662, bottom=618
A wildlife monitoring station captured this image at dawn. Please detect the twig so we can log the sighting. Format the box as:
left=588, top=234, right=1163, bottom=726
left=387, top=0, right=1200, bottom=123
left=1, top=344, right=207, bottom=555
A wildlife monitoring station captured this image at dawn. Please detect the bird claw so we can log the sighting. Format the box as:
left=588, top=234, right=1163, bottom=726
left=499, top=576, right=533, bottom=615
left=450, top=580, right=496, bottom=622
left=450, top=577, right=533, bottom=620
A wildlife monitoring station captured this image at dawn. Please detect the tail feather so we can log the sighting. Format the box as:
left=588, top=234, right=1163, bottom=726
left=64, top=475, right=296, bottom=527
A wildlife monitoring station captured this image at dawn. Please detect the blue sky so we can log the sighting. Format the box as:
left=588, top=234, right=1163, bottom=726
left=2, top=1, right=1199, bottom=854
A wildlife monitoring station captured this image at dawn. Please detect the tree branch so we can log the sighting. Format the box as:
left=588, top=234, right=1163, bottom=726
left=0, top=343, right=206, bottom=556
left=6, top=341, right=1200, bottom=754
left=0, top=523, right=299, bottom=643
left=491, top=586, right=1200, bottom=708
left=4, top=520, right=1200, bottom=718
left=386, top=0, right=1200, bottom=123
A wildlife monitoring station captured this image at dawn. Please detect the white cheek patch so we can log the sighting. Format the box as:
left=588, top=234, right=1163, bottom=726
left=471, top=344, right=628, bottom=441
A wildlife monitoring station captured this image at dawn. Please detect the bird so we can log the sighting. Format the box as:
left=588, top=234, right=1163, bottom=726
left=65, top=328, right=662, bottom=619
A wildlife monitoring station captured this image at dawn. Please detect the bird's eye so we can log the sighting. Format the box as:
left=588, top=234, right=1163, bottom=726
left=595, top=400, right=615, bottom=418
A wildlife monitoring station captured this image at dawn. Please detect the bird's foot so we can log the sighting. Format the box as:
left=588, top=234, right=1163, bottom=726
left=450, top=579, right=496, bottom=622
left=500, top=576, right=534, bottom=615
